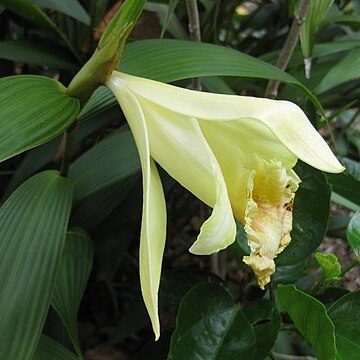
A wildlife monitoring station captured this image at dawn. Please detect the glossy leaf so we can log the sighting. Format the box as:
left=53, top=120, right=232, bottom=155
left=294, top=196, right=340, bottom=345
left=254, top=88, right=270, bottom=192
left=52, top=228, right=93, bottom=358
left=315, top=49, right=360, bottom=94
left=0, top=170, right=73, bottom=360
left=328, top=291, right=360, bottom=360
left=277, top=162, right=331, bottom=265
left=346, top=212, right=360, bottom=258
left=315, top=252, right=341, bottom=281
left=169, top=282, right=255, bottom=359
left=33, top=0, right=90, bottom=25
left=0, top=75, right=80, bottom=163
left=300, top=0, right=334, bottom=58
left=242, top=299, right=281, bottom=360
left=33, top=335, right=77, bottom=360
left=277, top=285, right=336, bottom=360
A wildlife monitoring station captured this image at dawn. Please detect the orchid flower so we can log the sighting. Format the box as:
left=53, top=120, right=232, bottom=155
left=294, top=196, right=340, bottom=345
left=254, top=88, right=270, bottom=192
left=107, top=71, right=344, bottom=339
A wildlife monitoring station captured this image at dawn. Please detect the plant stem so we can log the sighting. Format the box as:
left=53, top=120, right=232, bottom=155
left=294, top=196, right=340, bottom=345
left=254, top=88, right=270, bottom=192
left=340, top=258, right=359, bottom=277
left=185, top=0, right=202, bottom=90
left=265, top=0, right=310, bottom=99
left=60, top=123, right=77, bottom=177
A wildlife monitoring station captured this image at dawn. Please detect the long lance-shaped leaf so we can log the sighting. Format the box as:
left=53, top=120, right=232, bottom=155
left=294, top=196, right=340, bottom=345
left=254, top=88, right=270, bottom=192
left=120, top=39, right=322, bottom=109
left=33, top=335, right=78, bottom=360
left=51, top=228, right=94, bottom=359
left=0, top=170, right=73, bottom=360
left=80, top=39, right=322, bottom=120
left=0, top=75, right=80, bottom=163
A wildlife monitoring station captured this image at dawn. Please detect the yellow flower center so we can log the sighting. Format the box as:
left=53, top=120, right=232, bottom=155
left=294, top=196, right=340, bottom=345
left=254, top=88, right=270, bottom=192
left=242, top=159, right=300, bottom=289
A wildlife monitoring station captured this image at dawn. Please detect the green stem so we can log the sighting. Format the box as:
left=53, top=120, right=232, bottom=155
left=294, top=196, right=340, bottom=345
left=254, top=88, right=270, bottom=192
left=60, top=123, right=77, bottom=177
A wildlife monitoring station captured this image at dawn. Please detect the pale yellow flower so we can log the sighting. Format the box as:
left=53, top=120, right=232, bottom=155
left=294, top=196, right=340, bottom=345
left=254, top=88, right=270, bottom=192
left=107, top=71, right=344, bottom=339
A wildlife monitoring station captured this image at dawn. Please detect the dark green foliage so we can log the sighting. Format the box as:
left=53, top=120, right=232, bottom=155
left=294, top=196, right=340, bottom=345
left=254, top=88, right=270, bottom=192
left=0, top=0, right=360, bottom=359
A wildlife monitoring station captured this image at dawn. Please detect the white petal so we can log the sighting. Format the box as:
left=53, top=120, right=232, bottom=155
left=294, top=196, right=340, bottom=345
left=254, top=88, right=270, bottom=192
left=113, top=71, right=344, bottom=174
left=107, top=79, right=166, bottom=340
left=137, top=98, right=236, bottom=254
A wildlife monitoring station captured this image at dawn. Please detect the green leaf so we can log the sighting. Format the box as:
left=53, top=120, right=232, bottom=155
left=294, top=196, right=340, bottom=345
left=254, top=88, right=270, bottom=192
left=108, top=294, right=149, bottom=345
left=0, top=0, right=81, bottom=61
left=71, top=176, right=138, bottom=228
left=169, top=282, right=255, bottom=360
left=159, top=0, right=181, bottom=38
left=0, top=170, right=73, bottom=360
left=277, top=162, right=331, bottom=265
left=315, top=49, right=360, bottom=94
left=82, top=39, right=323, bottom=125
left=33, top=0, right=90, bottom=25
left=242, top=299, right=281, bottom=360
left=273, top=260, right=308, bottom=285
left=144, top=2, right=186, bottom=40
left=0, top=0, right=58, bottom=31
left=0, top=75, right=80, bottom=163
left=277, top=285, right=336, bottom=360
left=33, top=335, right=77, bottom=360
left=323, top=15, right=360, bottom=28
left=328, top=291, right=360, bottom=360
left=326, top=172, right=360, bottom=206
left=160, top=269, right=220, bottom=308
left=0, top=40, right=78, bottom=69
left=315, top=252, right=341, bottom=281
left=300, top=0, right=334, bottom=58
left=52, top=228, right=93, bottom=358
left=120, top=39, right=321, bottom=108
left=346, top=212, right=360, bottom=258
left=331, top=192, right=360, bottom=212
left=70, top=129, right=140, bottom=201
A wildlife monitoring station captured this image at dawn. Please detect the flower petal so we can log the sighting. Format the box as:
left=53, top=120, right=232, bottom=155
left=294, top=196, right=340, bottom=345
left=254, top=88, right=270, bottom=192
left=107, top=80, right=166, bottom=340
left=137, top=99, right=237, bottom=254
left=113, top=71, right=344, bottom=174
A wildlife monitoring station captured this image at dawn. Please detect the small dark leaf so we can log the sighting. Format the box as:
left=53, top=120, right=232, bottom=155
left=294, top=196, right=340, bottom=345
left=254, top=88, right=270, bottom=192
left=169, top=282, right=255, bottom=360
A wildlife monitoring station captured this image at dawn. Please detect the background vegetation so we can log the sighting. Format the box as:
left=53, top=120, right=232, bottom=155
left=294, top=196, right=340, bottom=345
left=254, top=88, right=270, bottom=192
left=0, top=0, right=360, bottom=359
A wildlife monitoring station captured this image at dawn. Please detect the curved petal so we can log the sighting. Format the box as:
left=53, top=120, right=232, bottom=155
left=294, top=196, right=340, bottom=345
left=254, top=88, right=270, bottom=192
left=113, top=71, right=344, bottom=174
left=107, top=79, right=166, bottom=340
left=138, top=98, right=236, bottom=254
